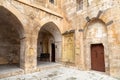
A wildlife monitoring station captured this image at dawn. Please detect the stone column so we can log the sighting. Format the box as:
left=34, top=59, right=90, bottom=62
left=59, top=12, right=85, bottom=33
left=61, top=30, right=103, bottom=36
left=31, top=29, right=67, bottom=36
left=74, top=29, right=85, bottom=70
left=20, top=37, right=26, bottom=70
left=80, top=31, right=85, bottom=70
left=75, top=30, right=81, bottom=68
left=20, top=34, right=37, bottom=73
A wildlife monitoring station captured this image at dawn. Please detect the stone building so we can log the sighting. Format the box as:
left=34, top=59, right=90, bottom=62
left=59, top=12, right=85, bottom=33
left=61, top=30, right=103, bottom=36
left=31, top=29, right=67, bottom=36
left=0, top=0, right=120, bottom=79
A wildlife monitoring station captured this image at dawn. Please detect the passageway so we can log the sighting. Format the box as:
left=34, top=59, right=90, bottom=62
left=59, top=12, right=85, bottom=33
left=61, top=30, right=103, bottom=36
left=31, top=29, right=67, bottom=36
left=37, top=22, right=62, bottom=66
left=0, top=6, right=24, bottom=72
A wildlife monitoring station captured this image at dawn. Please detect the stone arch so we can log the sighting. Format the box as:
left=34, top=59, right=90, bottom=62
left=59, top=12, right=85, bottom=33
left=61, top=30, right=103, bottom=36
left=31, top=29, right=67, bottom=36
left=0, top=4, right=26, bottom=38
left=84, top=18, right=109, bottom=73
left=84, top=18, right=107, bottom=37
left=0, top=6, right=25, bottom=69
left=33, top=17, right=62, bottom=36
left=37, top=21, right=62, bottom=65
left=40, top=22, right=62, bottom=41
left=40, top=18, right=62, bottom=32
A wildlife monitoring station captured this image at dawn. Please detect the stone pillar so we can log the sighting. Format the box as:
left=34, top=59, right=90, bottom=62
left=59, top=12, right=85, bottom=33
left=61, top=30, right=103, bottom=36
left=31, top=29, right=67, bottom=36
left=80, top=31, right=85, bottom=70
left=74, top=30, right=81, bottom=68
left=20, top=34, right=37, bottom=73
left=20, top=37, right=26, bottom=70
left=55, top=41, right=62, bottom=62
left=74, top=30, right=85, bottom=70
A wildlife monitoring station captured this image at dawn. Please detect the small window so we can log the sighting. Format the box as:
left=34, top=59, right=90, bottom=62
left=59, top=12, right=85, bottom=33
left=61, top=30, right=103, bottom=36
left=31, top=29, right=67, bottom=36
left=49, top=0, right=54, bottom=4
left=76, top=0, right=83, bottom=11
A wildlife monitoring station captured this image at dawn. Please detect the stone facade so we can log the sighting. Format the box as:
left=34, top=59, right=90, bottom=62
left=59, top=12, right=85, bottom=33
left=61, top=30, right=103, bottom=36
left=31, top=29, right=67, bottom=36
left=0, top=0, right=120, bottom=79
left=63, top=0, right=120, bottom=78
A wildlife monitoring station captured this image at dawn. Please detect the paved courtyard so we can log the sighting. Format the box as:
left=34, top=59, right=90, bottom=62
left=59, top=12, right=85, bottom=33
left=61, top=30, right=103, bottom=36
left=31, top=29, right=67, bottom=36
left=0, top=67, right=118, bottom=80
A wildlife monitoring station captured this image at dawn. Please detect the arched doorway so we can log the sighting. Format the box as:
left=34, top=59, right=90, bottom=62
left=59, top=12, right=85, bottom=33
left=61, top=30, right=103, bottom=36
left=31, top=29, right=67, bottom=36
left=0, top=6, right=24, bottom=71
left=37, top=22, right=62, bottom=66
left=84, top=18, right=109, bottom=72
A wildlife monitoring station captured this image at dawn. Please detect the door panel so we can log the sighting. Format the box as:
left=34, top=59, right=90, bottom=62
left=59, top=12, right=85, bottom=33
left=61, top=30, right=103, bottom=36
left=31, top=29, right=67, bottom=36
left=91, top=44, right=105, bottom=72
left=51, top=43, right=55, bottom=62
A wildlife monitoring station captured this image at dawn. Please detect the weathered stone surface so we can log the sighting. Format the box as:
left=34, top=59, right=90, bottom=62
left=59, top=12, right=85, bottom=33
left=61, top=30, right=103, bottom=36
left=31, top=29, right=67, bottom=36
left=63, top=0, right=120, bottom=78
left=0, top=0, right=120, bottom=79
left=0, top=67, right=117, bottom=80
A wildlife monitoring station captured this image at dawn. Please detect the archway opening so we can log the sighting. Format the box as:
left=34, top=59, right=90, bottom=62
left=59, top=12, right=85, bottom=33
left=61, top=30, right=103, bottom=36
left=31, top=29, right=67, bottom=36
left=37, top=22, right=62, bottom=66
left=0, top=6, right=24, bottom=72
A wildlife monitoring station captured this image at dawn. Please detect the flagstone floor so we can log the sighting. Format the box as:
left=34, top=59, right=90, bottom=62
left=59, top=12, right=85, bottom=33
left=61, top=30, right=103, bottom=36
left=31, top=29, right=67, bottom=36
left=0, top=66, right=118, bottom=80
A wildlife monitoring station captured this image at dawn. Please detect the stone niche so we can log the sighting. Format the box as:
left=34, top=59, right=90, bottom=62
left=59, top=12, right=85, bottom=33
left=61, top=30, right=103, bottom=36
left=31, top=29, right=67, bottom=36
left=63, top=33, right=75, bottom=63
left=84, top=19, right=109, bottom=73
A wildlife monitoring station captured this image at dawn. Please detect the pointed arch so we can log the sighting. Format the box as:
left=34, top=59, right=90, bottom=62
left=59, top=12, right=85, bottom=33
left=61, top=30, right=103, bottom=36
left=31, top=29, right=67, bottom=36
left=0, top=6, right=25, bottom=69
left=84, top=18, right=109, bottom=73
left=37, top=21, right=62, bottom=66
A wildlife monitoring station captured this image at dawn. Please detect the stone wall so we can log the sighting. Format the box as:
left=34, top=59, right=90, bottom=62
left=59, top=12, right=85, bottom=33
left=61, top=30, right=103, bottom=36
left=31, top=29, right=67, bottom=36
left=62, top=0, right=120, bottom=78
left=0, top=25, right=20, bottom=64
left=0, top=0, right=120, bottom=78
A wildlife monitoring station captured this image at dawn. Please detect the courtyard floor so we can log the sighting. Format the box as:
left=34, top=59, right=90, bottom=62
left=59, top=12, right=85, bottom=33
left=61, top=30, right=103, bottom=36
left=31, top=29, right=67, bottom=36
left=0, top=66, right=118, bottom=80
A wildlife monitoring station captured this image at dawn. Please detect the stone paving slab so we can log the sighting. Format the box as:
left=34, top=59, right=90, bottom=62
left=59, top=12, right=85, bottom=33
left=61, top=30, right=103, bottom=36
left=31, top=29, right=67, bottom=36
left=0, top=67, right=118, bottom=80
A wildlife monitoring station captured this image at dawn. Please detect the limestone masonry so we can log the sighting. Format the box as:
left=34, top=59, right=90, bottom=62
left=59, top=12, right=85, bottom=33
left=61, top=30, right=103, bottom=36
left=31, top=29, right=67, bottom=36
left=0, top=0, right=120, bottom=79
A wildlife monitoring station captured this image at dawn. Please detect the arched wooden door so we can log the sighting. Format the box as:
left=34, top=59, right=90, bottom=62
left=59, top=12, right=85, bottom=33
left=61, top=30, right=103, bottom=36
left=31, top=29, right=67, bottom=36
left=91, top=44, right=105, bottom=72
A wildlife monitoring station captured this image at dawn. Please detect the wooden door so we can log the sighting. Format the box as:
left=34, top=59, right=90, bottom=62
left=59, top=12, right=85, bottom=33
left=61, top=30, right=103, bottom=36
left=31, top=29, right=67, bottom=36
left=51, top=43, right=55, bottom=62
left=91, top=44, right=105, bottom=72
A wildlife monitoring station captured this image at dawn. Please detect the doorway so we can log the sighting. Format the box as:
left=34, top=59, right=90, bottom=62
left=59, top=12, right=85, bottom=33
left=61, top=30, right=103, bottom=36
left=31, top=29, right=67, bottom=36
left=91, top=43, right=105, bottom=72
left=51, top=43, right=55, bottom=62
left=37, top=22, right=62, bottom=66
